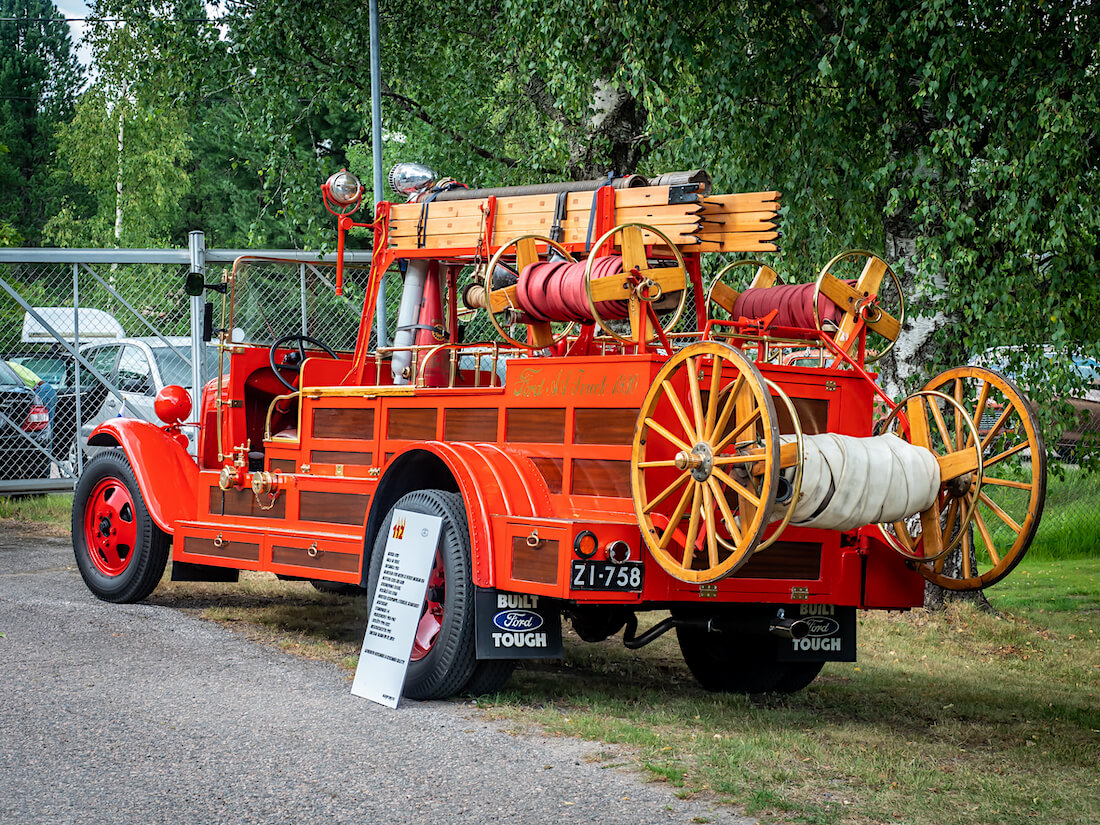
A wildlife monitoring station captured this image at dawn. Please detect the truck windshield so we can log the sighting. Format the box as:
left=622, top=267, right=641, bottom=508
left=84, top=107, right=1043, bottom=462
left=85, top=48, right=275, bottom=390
left=152, top=346, right=220, bottom=389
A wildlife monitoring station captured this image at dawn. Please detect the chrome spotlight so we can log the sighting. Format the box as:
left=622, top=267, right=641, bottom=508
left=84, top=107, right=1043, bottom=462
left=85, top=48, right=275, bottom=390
left=388, top=162, right=437, bottom=197
left=325, top=170, right=363, bottom=206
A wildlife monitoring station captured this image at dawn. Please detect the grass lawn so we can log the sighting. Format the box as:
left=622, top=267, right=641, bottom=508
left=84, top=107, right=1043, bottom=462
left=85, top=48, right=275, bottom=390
left=6, top=492, right=1098, bottom=824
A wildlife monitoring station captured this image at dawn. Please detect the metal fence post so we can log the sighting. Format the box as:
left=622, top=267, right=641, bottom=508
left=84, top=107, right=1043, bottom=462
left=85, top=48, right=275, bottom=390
left=189, top=231, right=206, bottom=405
left=300, top=263, right=308, bottom=335
left=73, top=262, right=83, bottom=476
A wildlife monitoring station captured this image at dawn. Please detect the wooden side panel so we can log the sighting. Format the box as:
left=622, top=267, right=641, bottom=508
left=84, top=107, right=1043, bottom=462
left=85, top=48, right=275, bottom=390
left=271, top=544, right=360, bottom=573
left=510, top=536, right=559, bottom=585
left=571, top=459, right=631, bottom=497
left=387, top=408, right=438, bottom=440
left=299, top=490, right=370, bottom=526
left=775, top=397, right=829, bottom=436
left=209, top=486, right=286, bottom=519
left=574, top=408, right=637, bottom=444
left=310, top=449, right=374, bottom=466
left=444, top=408, right=499, bottom=442
left=312, top=407, right=375, bottom=439
left=269, top=458, right=297, bottom=474
left=731, top=541, right=822, bottom=580
left=529, top=457, right=563, bottom=494
left=506, top=408, right=565, bottom=443
left=183, top=535, right=260, bottom=562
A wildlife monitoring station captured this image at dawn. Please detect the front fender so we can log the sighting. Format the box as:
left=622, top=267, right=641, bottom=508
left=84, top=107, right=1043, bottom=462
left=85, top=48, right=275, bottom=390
left=88, top=419, right=198, bottom=533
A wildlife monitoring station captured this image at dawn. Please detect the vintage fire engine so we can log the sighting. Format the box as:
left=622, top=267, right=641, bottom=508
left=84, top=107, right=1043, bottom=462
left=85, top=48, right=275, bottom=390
left=72, top=164, right=1046, bottom=699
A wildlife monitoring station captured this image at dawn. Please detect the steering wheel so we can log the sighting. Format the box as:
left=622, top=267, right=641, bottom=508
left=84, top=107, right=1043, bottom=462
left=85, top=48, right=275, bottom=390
left=268, top=334, right=338, bottom=391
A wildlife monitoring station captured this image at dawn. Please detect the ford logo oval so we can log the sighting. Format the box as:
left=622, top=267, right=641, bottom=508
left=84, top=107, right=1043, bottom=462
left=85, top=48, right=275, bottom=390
left=804, top=617, right=840, bottom=636
left=492, top=609, right=544, bottom=632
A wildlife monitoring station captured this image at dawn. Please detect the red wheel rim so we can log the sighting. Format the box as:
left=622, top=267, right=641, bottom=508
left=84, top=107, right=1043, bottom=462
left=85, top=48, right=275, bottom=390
left=411, top=550, right=444, bottom=661
left=84, top=477, right=137, bottom=577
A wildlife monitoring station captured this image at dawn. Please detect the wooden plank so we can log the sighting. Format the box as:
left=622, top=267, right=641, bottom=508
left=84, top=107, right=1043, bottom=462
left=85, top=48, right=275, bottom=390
left=697, top=230, right=780, bottom=243
left=693, top=235, right=781, bottom=253
left=389, top=200, right=485, bottom=222
left=487, top=284, right=519, bottom=313
left=388, top=214, right=491, bottom=234
left=709, top=280, right=740, bottom=314
left=698, top=211, right=778, bottom=231
left=588, top=265, right=686, bottom=303
left=614, top=203, right=703, bottom=220
left=388, top=227, right=701, bottom=250
left=388, top=218, right=701, bottom=241
left=613, top=185, right=694, bottom=208
left=936, top=447, right=980, bottom=481
left=702, top=191, right=781, bottom=211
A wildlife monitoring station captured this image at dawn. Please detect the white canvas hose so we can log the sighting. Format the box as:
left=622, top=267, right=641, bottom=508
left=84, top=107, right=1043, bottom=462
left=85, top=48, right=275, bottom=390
left=774, top=433, right=940, bottom=531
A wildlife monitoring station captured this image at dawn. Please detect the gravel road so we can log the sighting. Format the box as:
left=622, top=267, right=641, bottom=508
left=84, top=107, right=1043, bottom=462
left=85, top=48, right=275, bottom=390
left=0, top=524, right=756, bottom=825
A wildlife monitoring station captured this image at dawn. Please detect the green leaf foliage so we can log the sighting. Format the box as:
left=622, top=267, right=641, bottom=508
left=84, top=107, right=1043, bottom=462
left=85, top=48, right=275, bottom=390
left=0, top=0, right=83, bottom=245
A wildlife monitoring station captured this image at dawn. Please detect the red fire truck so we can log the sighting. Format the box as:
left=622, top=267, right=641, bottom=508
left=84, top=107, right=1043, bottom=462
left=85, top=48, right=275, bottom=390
left=72, top=164, right=1045, bottom=699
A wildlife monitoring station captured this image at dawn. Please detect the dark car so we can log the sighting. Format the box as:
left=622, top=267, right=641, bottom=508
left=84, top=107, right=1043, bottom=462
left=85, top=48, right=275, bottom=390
left=8, top=349, right=108, bottom=466
left=0, top=359, right=52, bottom=480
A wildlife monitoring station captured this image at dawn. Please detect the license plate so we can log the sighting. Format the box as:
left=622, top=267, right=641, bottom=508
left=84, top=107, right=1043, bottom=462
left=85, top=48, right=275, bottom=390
left=570, top=560, right=644, bottom=592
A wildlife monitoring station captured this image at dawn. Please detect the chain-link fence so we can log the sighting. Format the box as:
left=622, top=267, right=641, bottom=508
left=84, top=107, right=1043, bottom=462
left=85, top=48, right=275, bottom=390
left=0, top=243, right=371, bottom=493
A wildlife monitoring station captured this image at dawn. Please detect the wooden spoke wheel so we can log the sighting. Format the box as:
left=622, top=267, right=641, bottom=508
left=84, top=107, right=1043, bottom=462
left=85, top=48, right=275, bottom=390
left=584, top=223, right=688, bottom=345
left=706, top=259, right=780, bottom=323
left=878, top=389, right=984, bottom=565
left=812, top=250, right=904, bottom=363
left=755, top=379, right=804, bottom=553
left=918, top=366, right=1046, bottom=591
left=483, top=234, right=576, bottom=350
left=631, top=341, right=780, bottom=583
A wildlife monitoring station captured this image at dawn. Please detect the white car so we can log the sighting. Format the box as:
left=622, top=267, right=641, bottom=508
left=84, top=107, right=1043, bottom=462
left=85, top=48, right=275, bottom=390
left=79, top=337, right=219, bottom=457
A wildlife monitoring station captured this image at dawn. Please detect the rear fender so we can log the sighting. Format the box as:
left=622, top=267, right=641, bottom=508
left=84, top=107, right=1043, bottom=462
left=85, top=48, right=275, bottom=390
left=87, top=419, right=199, bottom=533
left=365, top=442, right=553, bottom=588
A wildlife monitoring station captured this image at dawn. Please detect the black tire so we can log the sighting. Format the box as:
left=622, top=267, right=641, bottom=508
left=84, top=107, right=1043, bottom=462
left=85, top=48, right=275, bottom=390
left=72, top=450, right=170, bottom=603
left=310, top=579, right=364, bottom=597
left=772, top=661, right=825, bottom=694
left=463, top=660, right=516, bottom=696
left=676, top=626, right=822, bottom=694
left=367, top=489, right=477, bottom=700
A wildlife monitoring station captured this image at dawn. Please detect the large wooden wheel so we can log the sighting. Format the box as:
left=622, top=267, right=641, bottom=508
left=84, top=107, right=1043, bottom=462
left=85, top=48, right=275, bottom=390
left=482, top=234, right=576, bottom=349
left=631, top=341, right=781, bottom=583
left=919, top=367, right=1046, bottom=590
left=584, top=223, right=688, bottom=345
left=706, top=259, right=780, bottom=323
left=812, top=250, right=904, bottom=363
left=878, top=389, right=985, bottom=564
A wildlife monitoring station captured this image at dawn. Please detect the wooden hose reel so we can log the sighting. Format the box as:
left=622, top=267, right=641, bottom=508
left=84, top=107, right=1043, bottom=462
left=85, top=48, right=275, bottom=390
left=707, top=259, right=780, bottom=323
left=631, top=342, right=782, bottom=583
left=813, top=250, right=904, bottom=363
left=480, top=234, right=578, bottom=350
left=584, top=223, right=689, bottom=345
left=705, top=250, right=903, bottom=363
left=878, top=366, right=1046, bottom=591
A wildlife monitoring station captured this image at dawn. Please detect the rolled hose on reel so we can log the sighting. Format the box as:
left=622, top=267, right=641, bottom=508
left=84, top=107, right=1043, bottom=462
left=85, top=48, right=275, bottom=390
left=630, top=342, right=1044, bottom=591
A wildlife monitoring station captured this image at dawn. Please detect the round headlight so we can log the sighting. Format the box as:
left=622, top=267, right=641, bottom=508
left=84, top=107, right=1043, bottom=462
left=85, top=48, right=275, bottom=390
left=388, top=162, right=437, bottom=196
left=326, top=170, right=363, bottom=206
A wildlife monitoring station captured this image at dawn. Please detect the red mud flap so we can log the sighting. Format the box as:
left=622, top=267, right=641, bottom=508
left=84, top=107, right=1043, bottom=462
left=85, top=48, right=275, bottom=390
left=775, top=605, right=857, bottom=662
left=474, top=588, right=564, bottom=660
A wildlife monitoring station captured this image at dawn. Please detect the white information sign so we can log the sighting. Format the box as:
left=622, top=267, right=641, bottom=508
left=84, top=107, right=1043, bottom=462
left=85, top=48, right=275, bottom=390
left=351, top=509, right=443, bottom=708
